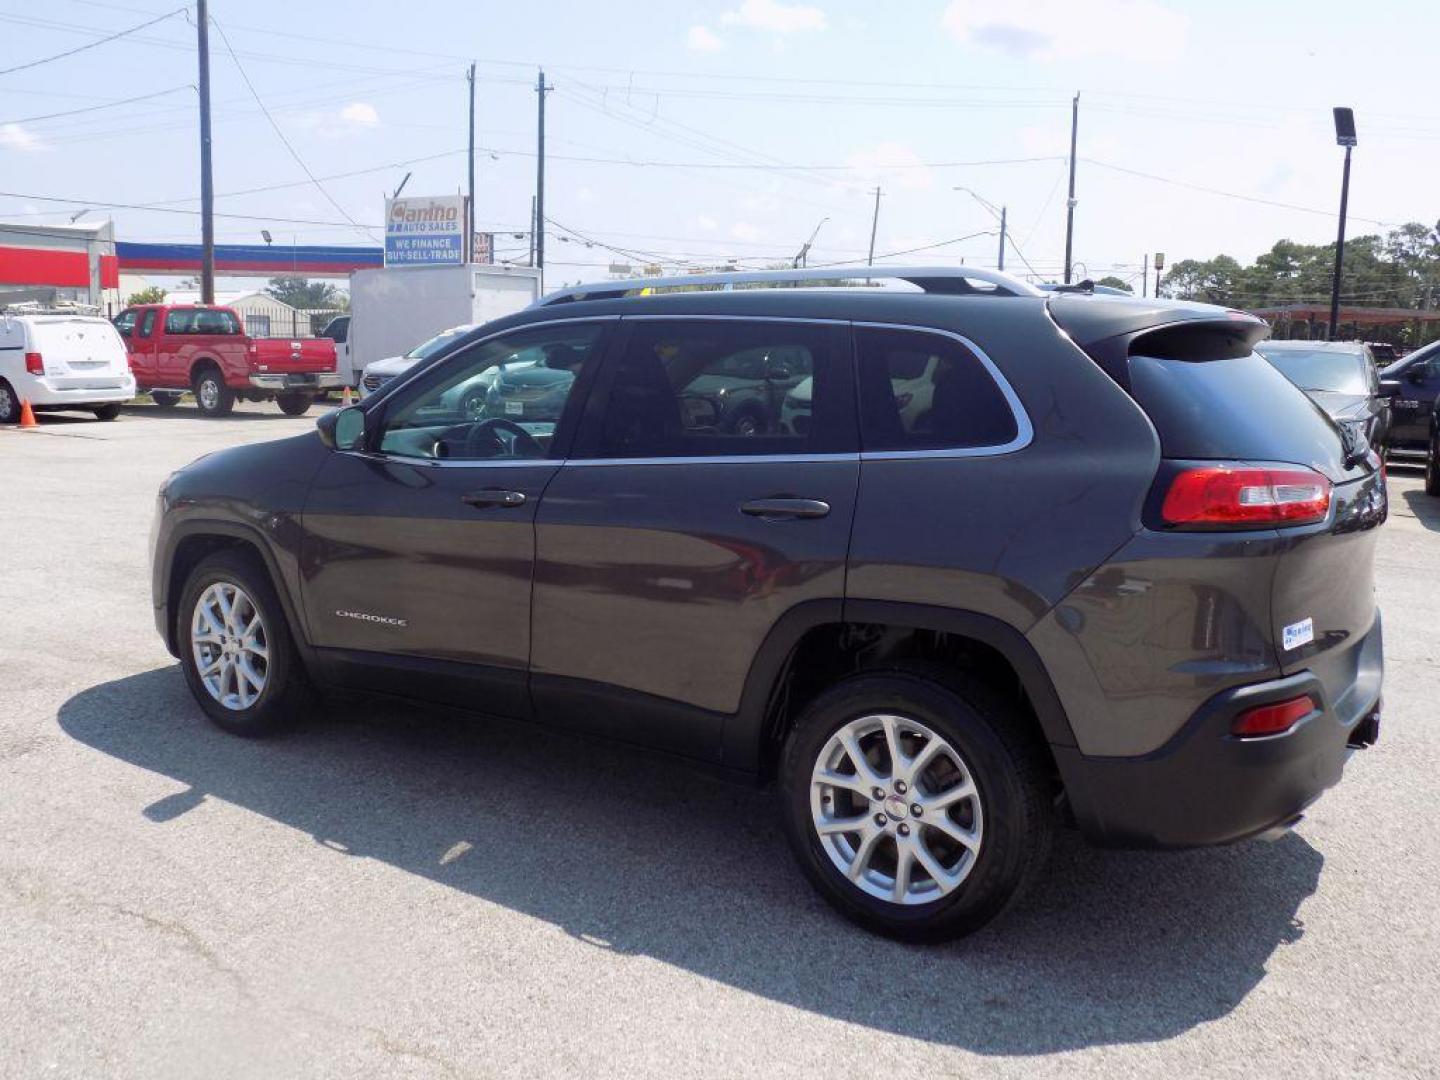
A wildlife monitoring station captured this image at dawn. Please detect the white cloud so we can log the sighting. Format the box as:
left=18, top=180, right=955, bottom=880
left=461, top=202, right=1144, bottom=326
left=941, top=0, right=1187, bottom=62
left=696, top=215, right=719, bottom=232
left=339, top=102, right=380, bottom=126
left=0, top=123, right=46, bottom=153
left=721, top=0, right=827, bottom=33
left=739, top=192, right=781, bottom=215
left=844, top=141, right=935, bottom=192
left=687, top=25, right=725, bottom=52
left=730, top=222, right=762, bottom=242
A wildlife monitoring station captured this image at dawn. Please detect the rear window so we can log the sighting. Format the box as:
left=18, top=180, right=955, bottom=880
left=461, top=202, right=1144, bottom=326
left=1256, top=346, right=1368, bottom=395
left=165, top=308, right=241, bottom=335
left=29, top=319, right=126, bottom=357
left=1129, top=351, right=1348, bottom=478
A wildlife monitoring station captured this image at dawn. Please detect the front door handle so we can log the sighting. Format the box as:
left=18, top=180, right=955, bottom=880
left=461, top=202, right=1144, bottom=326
left=740, top=497, right=831, bottom=520
left=461, top=489, right=526, bottom=509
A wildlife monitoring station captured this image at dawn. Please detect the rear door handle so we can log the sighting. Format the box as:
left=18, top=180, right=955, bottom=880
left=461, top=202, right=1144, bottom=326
left=461, top=489, right=526, bottom=509
left=740, top=498, right=831, bottom=519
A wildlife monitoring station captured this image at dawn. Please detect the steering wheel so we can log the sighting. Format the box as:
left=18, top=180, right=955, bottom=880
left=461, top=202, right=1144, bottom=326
left=462, top=417, right=545, bottom=459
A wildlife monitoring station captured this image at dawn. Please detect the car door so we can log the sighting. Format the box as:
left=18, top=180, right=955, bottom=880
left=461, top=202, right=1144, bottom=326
left=530, top=315, right=859, bottom=761
left=299, top=318, right=614, bottom=717
left=1386, top=352, right=1439, bottom=448
left=130, top=308, right=160, bottom=383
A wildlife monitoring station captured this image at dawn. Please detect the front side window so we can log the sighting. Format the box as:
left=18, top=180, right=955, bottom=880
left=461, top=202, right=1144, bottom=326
left=114, top=310, right=136, bottom=337
left=589, top=320, right=831, bottom=459
left=856, top=327, right=1019, bottom=452
left=376, top=322, right=606, bottom=461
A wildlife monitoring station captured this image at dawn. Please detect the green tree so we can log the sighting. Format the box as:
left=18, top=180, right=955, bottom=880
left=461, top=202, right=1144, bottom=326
left=265, top=275, right=344, bottom=309
left=126, top=285, right=167, bottom=305
left=1095, top=275, right=1133, bottom=294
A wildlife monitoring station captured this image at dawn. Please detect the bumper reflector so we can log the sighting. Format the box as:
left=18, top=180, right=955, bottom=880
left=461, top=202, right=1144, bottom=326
left=1232, top=694, right=1316, bottom=738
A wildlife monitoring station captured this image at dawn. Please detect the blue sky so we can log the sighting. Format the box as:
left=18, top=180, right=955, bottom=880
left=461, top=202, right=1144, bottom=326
left=2, top=0, right=1436, bottom=290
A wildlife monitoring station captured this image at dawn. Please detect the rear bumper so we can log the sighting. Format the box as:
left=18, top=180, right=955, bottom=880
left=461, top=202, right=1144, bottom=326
left=1057, top=611, right=1383, bottom=848
left=22, top=372, right=135, bottom=406
left=248, top=373, right=344, bottom=391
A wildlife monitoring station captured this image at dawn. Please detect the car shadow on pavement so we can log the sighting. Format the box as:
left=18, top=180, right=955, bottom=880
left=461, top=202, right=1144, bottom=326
left=59, top=667, right=1323, bottom=1056
left=117, top=404, right=304, bottom=421
left=1401, top=490, right=1440, bottom=531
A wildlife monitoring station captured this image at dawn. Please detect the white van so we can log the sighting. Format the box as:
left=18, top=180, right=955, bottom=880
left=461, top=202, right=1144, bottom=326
left=0, top=312, right=136, bottom=423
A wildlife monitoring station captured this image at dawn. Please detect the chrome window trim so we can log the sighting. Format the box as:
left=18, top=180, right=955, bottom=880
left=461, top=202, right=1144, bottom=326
left=355, top=314, right=1032, bottom=468
left=852, top=320, right=1033, bottom=460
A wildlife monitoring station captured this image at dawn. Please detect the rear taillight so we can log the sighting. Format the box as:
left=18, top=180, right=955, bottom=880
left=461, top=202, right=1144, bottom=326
left=1161, top=463, right=1331, bottom=529
left=1232, top=694, right=1316, bottom=738
left=24, top=351, right=43, bottom=375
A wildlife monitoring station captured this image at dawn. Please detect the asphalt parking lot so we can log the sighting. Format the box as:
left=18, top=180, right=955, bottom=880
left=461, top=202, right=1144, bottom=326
left=2, top=402, right=1438, bottom=1079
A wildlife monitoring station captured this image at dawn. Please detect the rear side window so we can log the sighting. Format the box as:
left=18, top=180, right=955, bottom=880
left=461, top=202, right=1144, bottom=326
left=855, top=326, right=1019, bottom=452
left=1129, top=352, right=1347, bottom=476
left=586, top=319, right=843, bottom=459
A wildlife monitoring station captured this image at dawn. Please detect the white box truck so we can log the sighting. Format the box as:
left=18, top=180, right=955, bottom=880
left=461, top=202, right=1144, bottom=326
left=343, top=265, right=541, bottom=387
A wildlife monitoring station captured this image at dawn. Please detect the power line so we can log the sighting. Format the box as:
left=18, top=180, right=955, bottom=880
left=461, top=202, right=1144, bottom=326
left=0, top=85, right=194, bottom=126
left=208, top=16, right=377, bottom=243
left=0, top=5, right=186, bottom=76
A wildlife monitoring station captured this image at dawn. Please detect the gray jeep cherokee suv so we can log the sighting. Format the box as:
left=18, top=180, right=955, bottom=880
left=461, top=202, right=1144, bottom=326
left=150, top=267, right=1385, bottom=941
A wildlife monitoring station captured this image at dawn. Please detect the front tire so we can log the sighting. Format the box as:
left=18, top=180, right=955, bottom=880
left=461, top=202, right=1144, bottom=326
left=1426, top=434, right=1440, bottom=497
left=151, top=390, right=182, bottom=409
left=276, top=393, right=313, bottom=417
left=192, top=367, right=235, bottom=418
left=92, top=404, right=121, bottom=421
left=178, top=549, right=309, bottom=736
left=780, top=670, right=1053, bottom=942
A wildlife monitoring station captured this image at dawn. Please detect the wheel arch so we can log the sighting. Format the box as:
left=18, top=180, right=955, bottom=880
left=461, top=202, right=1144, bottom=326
left=188, top=355, right=224, bottom=383
left=162, top=520, right=310, bottom=665
left=726, top=599, right=1078, bottom=781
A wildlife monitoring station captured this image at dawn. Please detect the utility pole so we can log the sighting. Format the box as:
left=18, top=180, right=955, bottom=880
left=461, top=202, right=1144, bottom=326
left=528, top=194, right=537, bottom=266
left=535, top=69, right=552, bottom=289
left=196, top=0, right=215, bottom=304
left=997, top=205, right=1007, bottom=271
left=867, top=187, right=882, bottom=267
left=1329, top=108, right=1358, bottom=340
left=1063, top=91, right=1079, bottom=285
left=467, top=62, right=476, bottom=264
left=1142, top=254, right=1148, bottom=298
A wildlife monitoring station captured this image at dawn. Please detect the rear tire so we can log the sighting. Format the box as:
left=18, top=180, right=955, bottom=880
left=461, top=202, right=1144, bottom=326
left=779, top=669, right=1053, bottom=942
left=177, top=548, right=309, bottom=736
left=151, top=391, right=182, bottom=409
left=0, top=379, right=19, bottom=424
left=276, top=393, right=313, bottom=417
left=193, top=366, right=235, bottom=418
left=92, top=404, right=121, bottom=421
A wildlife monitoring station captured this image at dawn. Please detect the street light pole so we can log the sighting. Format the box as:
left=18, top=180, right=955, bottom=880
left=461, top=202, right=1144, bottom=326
left=1329, top=107, right=1358, bottom=340
left=997, top=205, right=1007, bottom=271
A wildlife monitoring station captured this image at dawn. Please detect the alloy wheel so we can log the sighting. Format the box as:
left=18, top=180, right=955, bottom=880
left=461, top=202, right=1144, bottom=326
left=191, top=582, right=269, bottom=711
left=198, top=378, right=219, bottom=412
left=0, top=385, right=15, bottom=423
left=810, top=713, right=984, bottom=906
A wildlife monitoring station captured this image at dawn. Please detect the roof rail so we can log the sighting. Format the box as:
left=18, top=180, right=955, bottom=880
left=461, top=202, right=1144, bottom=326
left=534, top=265, right=1043, bottom=307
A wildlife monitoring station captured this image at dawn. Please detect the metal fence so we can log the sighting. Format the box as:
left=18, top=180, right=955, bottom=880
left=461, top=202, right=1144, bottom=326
left=240, top=308, right=346, bottom=339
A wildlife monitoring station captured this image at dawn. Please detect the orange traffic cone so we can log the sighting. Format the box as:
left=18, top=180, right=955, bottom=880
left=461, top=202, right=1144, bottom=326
left=18, top=399, right=38, bottom=428
left=341, top=385, right=354, bottom=406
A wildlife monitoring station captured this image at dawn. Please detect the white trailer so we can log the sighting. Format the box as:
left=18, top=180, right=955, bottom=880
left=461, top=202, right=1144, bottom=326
left=343, top=265, right=540, bottom=386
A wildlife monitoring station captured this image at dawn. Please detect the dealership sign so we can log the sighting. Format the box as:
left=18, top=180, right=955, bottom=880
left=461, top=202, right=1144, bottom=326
left=385, top=196, right=467, bottom=266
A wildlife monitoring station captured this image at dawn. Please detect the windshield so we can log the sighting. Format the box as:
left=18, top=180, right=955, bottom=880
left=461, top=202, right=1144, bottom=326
left=405, top=326, right=475, bottom=361
left=1256, top=346, right=1368, bottom=395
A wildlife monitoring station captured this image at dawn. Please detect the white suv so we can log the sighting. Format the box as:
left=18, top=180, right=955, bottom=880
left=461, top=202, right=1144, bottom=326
left=0, top=312, right=135, bottom=423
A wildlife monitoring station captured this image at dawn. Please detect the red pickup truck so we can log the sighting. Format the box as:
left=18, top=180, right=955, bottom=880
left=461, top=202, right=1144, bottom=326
left=114, top=303, right=341, bottom=417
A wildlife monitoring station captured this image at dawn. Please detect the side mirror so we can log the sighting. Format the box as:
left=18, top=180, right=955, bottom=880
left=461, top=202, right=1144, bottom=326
left=1407, top=363, right=1430, bottom=385
left=317, top=405, right=366, bottom=451
left=765, top=365, right=793, bottom=381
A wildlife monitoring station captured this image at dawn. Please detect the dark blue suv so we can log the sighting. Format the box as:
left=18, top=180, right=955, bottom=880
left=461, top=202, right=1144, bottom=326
left=150, top=268, right=1385, bottom=941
